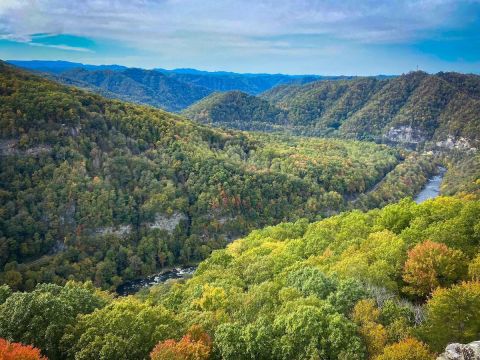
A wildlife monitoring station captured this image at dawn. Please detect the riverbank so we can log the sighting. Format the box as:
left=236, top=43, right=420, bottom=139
left=117, top=264, right=198, bottom=296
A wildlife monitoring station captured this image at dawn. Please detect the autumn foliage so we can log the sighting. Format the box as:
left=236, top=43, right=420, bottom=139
left=374, top=338, right=432, bottom=360
left=353, top=300, right=388, bottom=358
left=402, top=240, right=467, bottom=297
left=0, top=338, right=47, bottom=360
left=150, top=326, right=212, bottom=360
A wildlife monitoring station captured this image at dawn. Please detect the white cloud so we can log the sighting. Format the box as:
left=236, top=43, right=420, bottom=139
left=0, top=0, right=477, bottom=47
left=27, top=42, right=94, bottom=52
left=1, top=0, right=479, bottom=73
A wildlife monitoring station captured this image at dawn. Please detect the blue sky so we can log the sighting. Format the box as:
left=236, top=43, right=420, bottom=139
left=0, top=0, right=479, bottom=75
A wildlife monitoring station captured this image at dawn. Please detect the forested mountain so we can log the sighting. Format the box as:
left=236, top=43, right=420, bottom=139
left=2, top=61, right=479, bottom=360
left=184, top=71, right=480, bottom=149
left=182, top=91, right=288, bottom=131
left=54, top=67, right=213, bottom=111
left=1, top=62, right=422, bottom=292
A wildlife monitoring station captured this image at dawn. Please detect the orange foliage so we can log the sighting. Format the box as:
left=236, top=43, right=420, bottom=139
left=0, top=338, right=47, bottom=360
left=150, top=326, right=211, bottom=360
left=403, top=240, right=467, bottom=297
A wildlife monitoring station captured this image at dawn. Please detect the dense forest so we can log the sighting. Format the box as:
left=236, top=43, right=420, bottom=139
left=184, top=71, right=480, bottom=149
left=1, top=62, right=427, bottom=292
left=1, top=61, right=479, bottom=360
left=182, top=91, right=289, bottom=131
left=52, top=67, right=213, bottom=112
left=1, top=196, right=479, bottom=359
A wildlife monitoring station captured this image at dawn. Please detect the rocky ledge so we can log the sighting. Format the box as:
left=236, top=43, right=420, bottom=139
left=437, top=341, right=480, bottom=360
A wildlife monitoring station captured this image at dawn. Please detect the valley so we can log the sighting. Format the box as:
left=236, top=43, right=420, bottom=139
left=0, top=62, right=416, bottom=292
left=2, top=1, right=480, bottom=358
left=0, top=60, right=479, bottom=360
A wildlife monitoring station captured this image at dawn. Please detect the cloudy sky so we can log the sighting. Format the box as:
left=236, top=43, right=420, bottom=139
left=0, top=0, right=479, bottom=74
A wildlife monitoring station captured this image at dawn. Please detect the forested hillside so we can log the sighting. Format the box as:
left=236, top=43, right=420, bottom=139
left=182, top=91, right=288, bottom=131
left=0, top=62, right=416, bottom=291
left=2, top=195, right=479, bottom=359
left=50, top=67, right=212, bottom=112
left=184, top=71, right=480, bottom=149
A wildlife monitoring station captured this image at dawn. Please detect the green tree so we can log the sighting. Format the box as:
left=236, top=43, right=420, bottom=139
left=0, top=282, right=107, bottom=359
left=65, top=297, right=180, bottom=360
left=419, top=281, right=480, bottom=352
left=272, top=302, right=365, bottom=360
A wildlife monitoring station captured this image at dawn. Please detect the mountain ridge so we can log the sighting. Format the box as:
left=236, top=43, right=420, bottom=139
left=184, top=71, right=480, bottom=148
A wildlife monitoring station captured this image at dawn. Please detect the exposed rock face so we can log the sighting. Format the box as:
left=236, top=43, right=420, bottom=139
left=96, top=225, right=132, bottom=237
left=148, top=212, right=187, bottom=233
left=436, top=135, right=477, bottom=152
left=385, top=126, right=426, bottom=144
left=437, top=341, right=480, bottom=360
left=0, top=140, right=52, bottom=156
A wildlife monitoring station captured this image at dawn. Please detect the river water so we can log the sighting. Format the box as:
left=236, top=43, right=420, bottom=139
left=117, top=266, right=197, bottom=296
left=414, top=167, right=446, bottom=204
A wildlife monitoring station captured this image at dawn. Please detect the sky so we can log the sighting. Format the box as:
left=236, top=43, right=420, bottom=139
left=0, top=0, right=479, bottom=75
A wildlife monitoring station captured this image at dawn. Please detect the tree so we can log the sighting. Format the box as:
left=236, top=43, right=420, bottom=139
left=272, top=302, right=365, bottom=360
left=331, top=230, right=406, bottom=291
left=327, top=278, right=367, bottom=315
left=2, top=270, right=22, bottom=290
left=214, top=322, right=249, bottom=360
left=286, top=266, right=336, bottom=299
left=374, top=338, right=432, bottom=360
left=379, top=300, right=415, bottom=342
left=352, top=299, right=388, bottom=358
left=0, top=285, right=11, bottom=305
left=194, top=284, right=227, bottom=312
left=65, top=297, right=180, bottom=360
left=468, top=254, right=480, bottom=280
left=0, top=338, right=47, bottom=360
left=150, top=325, right=211, bottom=360
left=0, top=282, right=107, bottom=360
left=419, top=281, right=480, bottom=352
left=402, top=240, right=467, bottom=298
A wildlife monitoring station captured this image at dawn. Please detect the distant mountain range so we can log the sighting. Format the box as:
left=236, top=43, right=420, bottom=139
left=8, top=60, right=352, bottom=111
left=183, top=71, right=480, bottom=148
left=7, top=60, right=128, bottom=73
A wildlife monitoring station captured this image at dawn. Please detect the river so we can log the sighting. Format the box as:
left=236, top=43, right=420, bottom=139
left=117, top=265, right=197, bottom=296
left=414, top=167, right=446, bottom=204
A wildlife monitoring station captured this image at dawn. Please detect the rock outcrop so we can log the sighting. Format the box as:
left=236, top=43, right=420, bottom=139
left=147, top=212, right=187, bottom=233
left=437, top=341, right=480, bottom=360
left=385, top=126, right=426, bottom=144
